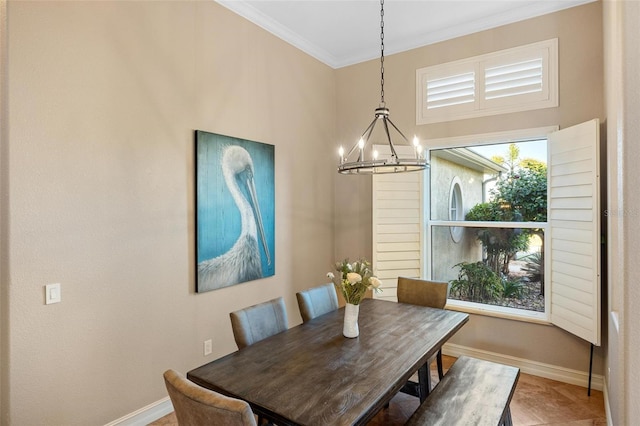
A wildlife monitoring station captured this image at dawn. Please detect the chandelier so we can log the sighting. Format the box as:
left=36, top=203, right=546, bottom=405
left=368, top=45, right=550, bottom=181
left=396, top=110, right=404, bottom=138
left=337, top=0, right=429, bottom=175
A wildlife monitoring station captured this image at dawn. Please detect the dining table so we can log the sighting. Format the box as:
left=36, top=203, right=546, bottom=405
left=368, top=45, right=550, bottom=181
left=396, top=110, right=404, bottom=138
left=187, top=298, right=469, bottom=426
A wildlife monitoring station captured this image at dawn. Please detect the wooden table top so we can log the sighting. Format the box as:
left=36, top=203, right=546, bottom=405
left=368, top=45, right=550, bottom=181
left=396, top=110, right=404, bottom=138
left=187, top=298, right=469, bottom=426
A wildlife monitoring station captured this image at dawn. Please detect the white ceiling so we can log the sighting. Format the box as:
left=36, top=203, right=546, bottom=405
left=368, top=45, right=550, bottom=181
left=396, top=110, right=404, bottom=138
left=216, top=0, right=596, bottom=68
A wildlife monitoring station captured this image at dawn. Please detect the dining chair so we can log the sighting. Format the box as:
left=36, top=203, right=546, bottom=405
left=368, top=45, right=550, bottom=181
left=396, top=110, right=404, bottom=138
left=163, top=369, right=257, bottom=426
left=296, top=283, right=339, bottom=322
left=230, top=296, right=288, bottom=350
left=397, top=277, right=449, bottom=393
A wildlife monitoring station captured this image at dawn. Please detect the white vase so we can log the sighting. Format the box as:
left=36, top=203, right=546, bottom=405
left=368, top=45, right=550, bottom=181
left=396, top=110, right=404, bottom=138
left=343, top=303, right=360, bottom=338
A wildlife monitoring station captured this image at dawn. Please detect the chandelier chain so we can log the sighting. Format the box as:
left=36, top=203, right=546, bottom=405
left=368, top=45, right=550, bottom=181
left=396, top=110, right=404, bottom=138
left=380, top=0, right=385, bottom=105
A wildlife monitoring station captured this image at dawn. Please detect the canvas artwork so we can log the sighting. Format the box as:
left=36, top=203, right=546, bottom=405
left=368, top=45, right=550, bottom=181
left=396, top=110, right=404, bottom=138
left=196, top=131, right=275, bottom=293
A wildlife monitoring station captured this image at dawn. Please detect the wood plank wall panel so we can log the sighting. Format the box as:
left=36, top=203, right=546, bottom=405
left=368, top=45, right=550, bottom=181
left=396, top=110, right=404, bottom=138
left=372, top=146, right=424, bottom=301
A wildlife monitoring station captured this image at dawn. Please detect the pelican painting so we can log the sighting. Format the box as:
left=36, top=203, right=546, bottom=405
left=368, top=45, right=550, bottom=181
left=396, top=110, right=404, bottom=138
left=196, top=131, right=275, bottom=292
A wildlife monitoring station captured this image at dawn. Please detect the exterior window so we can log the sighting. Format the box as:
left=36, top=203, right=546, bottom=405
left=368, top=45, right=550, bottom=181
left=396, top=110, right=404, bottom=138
left=449, top=178, right=463, bottom=242
left=429, top=139, right=548, bottom=320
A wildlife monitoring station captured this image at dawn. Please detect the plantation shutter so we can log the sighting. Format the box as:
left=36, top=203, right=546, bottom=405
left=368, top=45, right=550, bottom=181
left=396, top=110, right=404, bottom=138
left=417, top=38, right=557, bottom=124
left=426, top=71, right=476, bottom=110
left=548, top=119, right=601, bottom=345
left=480, top=39, right=556, bottom=111
left=372, top=145, right=424, bottom=301
left=483, top=58, right=544, bottom=100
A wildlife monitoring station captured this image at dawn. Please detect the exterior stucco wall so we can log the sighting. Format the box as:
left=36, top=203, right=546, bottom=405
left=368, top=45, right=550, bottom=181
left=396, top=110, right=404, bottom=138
left=429, top=155, right=484, bottom=282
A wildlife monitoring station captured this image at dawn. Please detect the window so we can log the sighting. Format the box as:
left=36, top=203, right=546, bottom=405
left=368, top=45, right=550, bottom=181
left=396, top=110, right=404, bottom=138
left=449, top=178, right=463, bottom=242
left=429, top=137, right=549, bottom=321
left=372, top=122, right=601, bottom=344
left=416, top=39, right=558, bottom=124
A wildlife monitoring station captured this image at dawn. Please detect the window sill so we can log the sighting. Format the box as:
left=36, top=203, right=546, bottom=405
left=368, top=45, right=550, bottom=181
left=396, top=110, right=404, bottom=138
left=445, top=300, right=551, bottom=325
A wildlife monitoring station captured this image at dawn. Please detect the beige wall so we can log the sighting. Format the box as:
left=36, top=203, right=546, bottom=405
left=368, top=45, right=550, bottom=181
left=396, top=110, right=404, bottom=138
left=603, top=0, right=640, bottom=424
left=622, top=1, right=640, bottom=421
left=603, top=2, right=624, bottom=423
left=2, top=1, right=335, bottom=424
left=0, top=0, right=7, bottom=422
left=335, top=2, right=605, bottom=374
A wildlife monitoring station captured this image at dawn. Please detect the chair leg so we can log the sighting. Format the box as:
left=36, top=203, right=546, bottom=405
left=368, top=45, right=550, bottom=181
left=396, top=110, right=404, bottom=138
left=436, top=348, right=444, bottom=380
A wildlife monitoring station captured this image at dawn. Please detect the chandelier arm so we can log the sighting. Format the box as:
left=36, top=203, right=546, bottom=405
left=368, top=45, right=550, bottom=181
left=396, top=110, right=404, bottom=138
left=385, top=117, right=411, bottom=145
left=358, top=118, right=379, bottom=161
left=344, top=116, right=378, bottom=160
left=361, top=118, right=378, bottom=145
left=360, top=116, right=378, bottom=141
left=381, top=118, right=399, bottom=160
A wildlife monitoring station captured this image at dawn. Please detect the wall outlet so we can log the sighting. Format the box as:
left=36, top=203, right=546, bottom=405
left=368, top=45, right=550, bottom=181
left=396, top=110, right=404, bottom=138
left=204, top=339, right=212, bottom=356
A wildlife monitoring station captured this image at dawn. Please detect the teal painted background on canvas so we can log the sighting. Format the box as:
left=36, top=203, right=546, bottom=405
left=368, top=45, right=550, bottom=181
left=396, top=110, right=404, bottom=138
left=196, top=131, right=275, bottom=287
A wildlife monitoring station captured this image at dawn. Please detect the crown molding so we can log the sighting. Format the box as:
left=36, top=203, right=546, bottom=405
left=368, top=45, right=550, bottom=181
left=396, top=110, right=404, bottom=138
left=216, top=0, right=597, bottom=69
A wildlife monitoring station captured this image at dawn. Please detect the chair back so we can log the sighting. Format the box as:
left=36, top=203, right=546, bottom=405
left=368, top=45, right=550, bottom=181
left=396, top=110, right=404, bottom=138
left=163, top=369, right=257, bottom=426
left=230, top=297, right=288, bottom=349
left=296, top=283, right=339, bottom=322
left=397, top=277, right=449, bottom=309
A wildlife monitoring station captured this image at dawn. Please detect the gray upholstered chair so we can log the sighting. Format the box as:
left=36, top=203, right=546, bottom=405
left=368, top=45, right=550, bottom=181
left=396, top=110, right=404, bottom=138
left=397, top=277, right=450, bottom=393
left=296, top=283, right=339, bottom=323
left=230, top=297, right=288, bottom=350
left=163, top=369, right=257, bottom=426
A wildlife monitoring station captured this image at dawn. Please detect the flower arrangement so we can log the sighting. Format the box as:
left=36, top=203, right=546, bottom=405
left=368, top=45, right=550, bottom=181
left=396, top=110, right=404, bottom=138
left=327, top=258, right=382, bottom=305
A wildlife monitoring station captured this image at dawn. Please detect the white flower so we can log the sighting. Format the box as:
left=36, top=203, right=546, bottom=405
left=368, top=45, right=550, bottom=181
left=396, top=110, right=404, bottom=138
left=347, top=273, right=362, bottom=285
left=369, top=277, right=382, bottom=289
left=328, top=258, right=382, bottom=304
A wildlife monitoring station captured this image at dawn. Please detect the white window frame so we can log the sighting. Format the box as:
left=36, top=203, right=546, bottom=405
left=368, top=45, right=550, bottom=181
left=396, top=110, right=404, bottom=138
left=427, top=126, right=557, bottom=323
left=417, top=39, right=558, bottom=125
left=426, top=121, right=601, bottom=346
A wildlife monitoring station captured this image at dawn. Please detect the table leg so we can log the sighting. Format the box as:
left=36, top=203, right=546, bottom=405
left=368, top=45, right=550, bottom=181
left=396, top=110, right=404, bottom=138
left=417, top=363, right=430, bottom=403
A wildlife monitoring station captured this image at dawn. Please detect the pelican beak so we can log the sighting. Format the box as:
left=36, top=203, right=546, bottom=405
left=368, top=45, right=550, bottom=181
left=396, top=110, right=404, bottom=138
left=246, top=175, right=271, bottom=266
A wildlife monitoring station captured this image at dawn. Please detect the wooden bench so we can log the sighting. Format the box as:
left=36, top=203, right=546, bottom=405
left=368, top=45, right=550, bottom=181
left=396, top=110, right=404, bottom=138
left=405, top=356, right=520, bottom=426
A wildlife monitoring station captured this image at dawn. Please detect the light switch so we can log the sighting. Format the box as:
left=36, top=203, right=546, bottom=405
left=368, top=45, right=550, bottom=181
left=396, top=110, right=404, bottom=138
left=45, top=283, right=61, bottom=304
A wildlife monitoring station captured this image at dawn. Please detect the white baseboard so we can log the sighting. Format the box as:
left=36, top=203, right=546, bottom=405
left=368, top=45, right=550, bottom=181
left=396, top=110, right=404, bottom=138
left=603, top=376, right=613, bottom=426
left=104, top=396, right=173, bottom=426
left=443, top=342, right=604, bottom=391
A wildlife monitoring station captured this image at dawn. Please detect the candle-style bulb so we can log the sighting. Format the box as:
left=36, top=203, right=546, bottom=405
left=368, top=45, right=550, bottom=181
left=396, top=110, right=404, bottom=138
left=373, top=150, right=379, bottom=160
left=358, top=138, right=365, bottom=150
left=413, top=136, right=420, bottom=147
